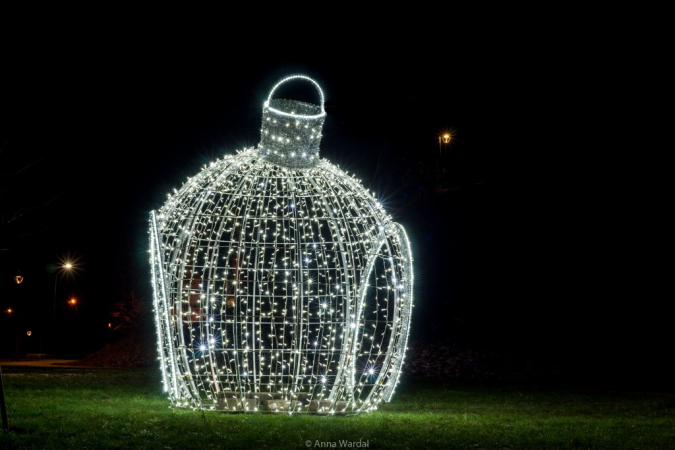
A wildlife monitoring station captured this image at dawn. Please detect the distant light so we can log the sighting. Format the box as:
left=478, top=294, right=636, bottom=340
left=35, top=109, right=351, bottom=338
left=442, top=133, right=451, bottom=144
left=64, top=263, right=73, bottom=269
left=27, top=330, right=32, bottom=337
left=6, top=308, right=12, bottom=314
left=14, top=275, right=24, bottom=284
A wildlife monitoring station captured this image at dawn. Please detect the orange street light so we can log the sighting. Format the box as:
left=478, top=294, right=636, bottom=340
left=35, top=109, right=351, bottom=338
left=439, top=132, right=452, bottom=155
left=14, top=275, right=24, bottom=285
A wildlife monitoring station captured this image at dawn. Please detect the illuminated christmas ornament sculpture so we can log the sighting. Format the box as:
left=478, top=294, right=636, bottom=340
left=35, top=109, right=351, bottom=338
left=149, top=76, right=413, bottom=414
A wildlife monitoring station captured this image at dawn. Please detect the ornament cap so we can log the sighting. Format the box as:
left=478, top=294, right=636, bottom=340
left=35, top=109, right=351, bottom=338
left=258, top=75, right=326, bottom=168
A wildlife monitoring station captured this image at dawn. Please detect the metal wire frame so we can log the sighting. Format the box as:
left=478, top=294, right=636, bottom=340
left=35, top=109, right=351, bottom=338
left=149, top=76, right=413, bottom=414
left=150, top=153, right=413, bottom=414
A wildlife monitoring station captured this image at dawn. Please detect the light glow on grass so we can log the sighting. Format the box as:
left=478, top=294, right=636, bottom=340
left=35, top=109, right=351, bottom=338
left=1, top=369, right=673, bottom=449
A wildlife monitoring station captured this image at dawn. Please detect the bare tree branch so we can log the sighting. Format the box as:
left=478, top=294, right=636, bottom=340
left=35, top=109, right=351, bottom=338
left=6, top=191, right=66, bottom=224
left=0, top=139, right=65, bottom=252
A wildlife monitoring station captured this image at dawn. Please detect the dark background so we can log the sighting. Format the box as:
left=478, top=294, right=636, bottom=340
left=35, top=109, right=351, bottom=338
left=0, top=30, right=666, bottom=389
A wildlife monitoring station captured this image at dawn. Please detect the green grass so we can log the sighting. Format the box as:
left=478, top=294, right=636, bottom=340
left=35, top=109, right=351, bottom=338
left=1, top=368, right=674, bottom=449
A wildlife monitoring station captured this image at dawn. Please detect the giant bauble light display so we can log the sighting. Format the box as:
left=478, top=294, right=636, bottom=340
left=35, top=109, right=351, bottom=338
left=149, top=75, right=414, bottom=414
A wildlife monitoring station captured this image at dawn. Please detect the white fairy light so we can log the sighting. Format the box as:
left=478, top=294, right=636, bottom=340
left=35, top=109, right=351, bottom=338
left=149, top=75, right=414, bottom=414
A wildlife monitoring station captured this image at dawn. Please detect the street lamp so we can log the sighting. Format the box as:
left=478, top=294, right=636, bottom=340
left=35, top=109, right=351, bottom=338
left=53, top=262, right=74, bottom=319
left=68, top=297, right=79, bottom=317
left=438, top=132, right=451, bottom=156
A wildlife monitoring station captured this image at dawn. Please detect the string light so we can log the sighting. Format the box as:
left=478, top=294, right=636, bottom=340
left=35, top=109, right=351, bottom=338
left=149, top=75, right=414, bottom=414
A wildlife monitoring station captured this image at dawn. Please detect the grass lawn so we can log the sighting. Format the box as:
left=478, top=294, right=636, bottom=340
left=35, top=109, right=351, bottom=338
left=0, top=367, right=674, bottom=449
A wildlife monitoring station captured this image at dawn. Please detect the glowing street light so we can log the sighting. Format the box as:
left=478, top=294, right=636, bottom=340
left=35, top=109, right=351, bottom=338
left=53, top=262, right=75, bottom=319
left=438, top=132, right=452, bottom=155
left=68, top=297, right=79, bottom=316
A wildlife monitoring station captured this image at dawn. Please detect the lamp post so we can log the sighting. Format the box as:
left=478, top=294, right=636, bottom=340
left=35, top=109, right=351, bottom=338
left=438, top=133, right=451, bottom=156
left=53, top=263, right=73, bottom=320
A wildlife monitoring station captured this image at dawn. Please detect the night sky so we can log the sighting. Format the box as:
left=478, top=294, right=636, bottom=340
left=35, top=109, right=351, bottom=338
left=0, top=36, right=667, bottom=388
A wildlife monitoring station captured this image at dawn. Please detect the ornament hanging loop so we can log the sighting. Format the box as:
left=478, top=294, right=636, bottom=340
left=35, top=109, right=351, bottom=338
left=259, top=75, right=326, bottom=168
left=265, top=75, right=326, bottom=118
